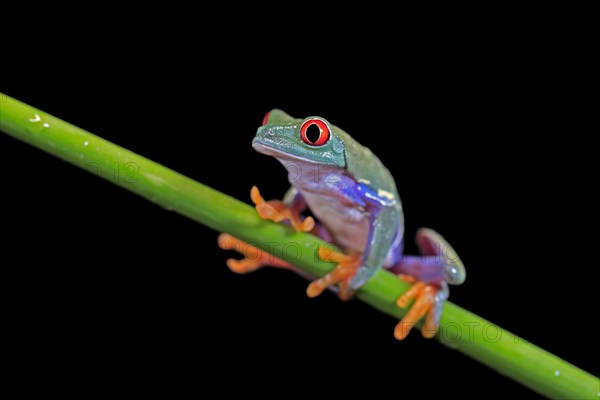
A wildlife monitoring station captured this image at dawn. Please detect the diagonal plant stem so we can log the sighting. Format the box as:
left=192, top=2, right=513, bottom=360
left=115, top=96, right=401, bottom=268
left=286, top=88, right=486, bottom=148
left=1, top=93, right=597, bottom=399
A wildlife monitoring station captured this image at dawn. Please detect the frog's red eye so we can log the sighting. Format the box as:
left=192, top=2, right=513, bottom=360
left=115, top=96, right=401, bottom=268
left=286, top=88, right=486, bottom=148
left=261, top=111, right=271, bottom=126
left=300, top=118, right=330, bottom=146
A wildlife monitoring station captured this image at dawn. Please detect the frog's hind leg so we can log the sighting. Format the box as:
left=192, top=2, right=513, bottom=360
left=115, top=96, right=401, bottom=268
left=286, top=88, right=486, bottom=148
left=394, top=279, right=449, bottom=340
left=306, top=246, right=362, bottom=300
left=389, top=228, right=466, bottom=340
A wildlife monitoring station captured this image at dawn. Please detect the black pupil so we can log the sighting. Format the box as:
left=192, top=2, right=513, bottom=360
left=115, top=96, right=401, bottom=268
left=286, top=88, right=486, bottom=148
left=306, top=124, right=322, bottom=144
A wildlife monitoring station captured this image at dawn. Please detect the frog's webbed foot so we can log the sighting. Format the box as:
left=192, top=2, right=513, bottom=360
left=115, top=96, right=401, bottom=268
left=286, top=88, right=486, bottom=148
left=218, top=234, right=292, bottom=274
left=218, top=187, right=323, bottom=276
left=395, top=280, right=448, bottom=340
left=391, top=228, right=466, bottom=340
left=250, top=186, right=314, bottom=232
left=306, top=246, right=362, bottom=301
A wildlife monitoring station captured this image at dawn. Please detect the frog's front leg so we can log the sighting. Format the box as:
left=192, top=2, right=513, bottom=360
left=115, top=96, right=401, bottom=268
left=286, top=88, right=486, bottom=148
left=307, top=183, right=399, bottom=300
left=218, top=186, right=323, bottom=274
left=218, top=233, right=294, bottom=273
left=390, top=228, right=466, bottom=340
left=252, top=186, right=315, bottom=232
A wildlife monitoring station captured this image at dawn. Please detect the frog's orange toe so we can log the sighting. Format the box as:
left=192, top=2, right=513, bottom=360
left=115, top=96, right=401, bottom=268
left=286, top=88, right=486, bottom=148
left=217, top=233, right=241, bottom=251
left=250, top=185, right=266, bottom=205
left=396, top=282, right=426, bottom=308
left=307, top=246, right=361, bottom=300
left=225, top=258, right=263, bottom=274
left=250, top=186, right=314, bottom=232
left=300, top=216, right=315, bottom=232
left=218, top=233, right=291, bottom=274
left=394, top=283, right=444, bottom=340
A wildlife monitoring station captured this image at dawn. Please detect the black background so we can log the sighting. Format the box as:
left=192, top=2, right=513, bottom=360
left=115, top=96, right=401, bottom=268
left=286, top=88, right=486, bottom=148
left=1, top=50, right=597, bottom=397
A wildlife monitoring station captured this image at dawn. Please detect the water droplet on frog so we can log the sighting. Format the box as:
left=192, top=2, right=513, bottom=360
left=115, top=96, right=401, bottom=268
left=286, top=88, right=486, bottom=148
left=43, top=123, right=50, bottom=128
left=554, top=370, right=560, bottom=377
left=84, top=141, right=89, bottom=146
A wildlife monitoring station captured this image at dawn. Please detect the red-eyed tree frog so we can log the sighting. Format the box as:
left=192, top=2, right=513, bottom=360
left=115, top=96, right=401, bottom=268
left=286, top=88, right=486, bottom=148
left=219, top=109, right=466, bottom=339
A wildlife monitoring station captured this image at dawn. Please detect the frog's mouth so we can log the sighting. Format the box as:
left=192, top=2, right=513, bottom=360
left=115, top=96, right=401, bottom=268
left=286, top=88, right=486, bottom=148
left=252, top=138, right=317, bottom=164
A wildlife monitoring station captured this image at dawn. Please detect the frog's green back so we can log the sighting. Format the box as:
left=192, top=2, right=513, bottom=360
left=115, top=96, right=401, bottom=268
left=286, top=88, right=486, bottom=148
left=333, top=125, right=400, bottom=198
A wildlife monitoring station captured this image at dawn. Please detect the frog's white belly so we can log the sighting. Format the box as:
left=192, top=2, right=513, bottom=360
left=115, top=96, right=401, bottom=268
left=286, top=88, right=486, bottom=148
left=301, top=190, right=370, bottom=252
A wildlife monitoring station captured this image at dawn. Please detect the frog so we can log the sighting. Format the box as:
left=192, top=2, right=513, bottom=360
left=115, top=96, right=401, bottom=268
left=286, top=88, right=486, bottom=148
left=218, top=109, right=466, bottom=339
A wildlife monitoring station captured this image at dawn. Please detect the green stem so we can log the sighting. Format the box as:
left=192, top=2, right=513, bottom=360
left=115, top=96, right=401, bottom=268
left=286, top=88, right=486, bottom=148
left=1, top=93, right=597, bottom=399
